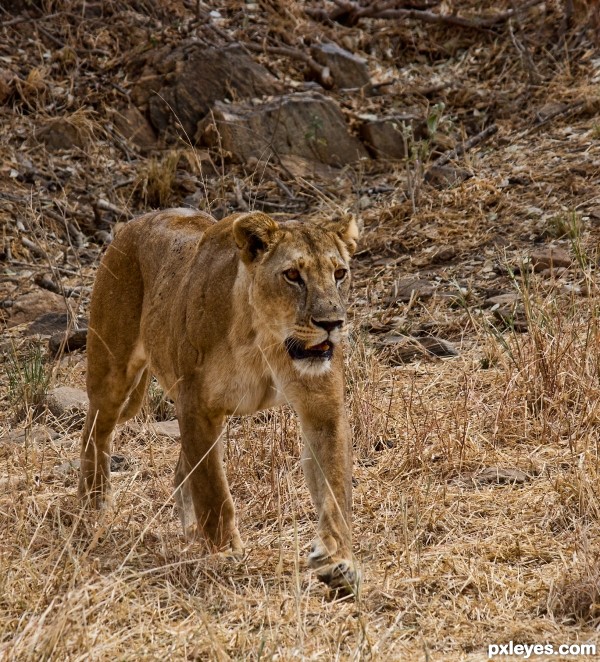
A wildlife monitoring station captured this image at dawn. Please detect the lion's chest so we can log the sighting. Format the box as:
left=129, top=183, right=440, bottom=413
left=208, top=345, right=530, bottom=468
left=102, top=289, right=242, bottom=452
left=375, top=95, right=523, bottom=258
left=204, top=346, right=286, bottom=416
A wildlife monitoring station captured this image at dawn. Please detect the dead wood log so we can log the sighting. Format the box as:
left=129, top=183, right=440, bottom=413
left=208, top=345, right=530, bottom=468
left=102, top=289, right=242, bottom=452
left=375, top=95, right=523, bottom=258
left=307, top=0, right=545, bottom=30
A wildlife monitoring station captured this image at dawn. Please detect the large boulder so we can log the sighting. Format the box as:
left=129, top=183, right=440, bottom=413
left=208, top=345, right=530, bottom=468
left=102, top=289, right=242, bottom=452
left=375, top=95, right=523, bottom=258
left=131, top=43, right=281, bottom=139
left=198, top=93, right=368, bottom=166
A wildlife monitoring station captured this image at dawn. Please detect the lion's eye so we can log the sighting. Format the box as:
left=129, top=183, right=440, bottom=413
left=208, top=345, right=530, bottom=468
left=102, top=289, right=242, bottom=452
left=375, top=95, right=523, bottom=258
left=334, top=268, right=347, bottom=281
left=284, top=268, right=302, bottom=284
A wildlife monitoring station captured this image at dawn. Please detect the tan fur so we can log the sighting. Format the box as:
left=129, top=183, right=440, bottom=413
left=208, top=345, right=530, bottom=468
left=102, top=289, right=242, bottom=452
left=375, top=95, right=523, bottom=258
left=79, top=208, right=360, bottom=591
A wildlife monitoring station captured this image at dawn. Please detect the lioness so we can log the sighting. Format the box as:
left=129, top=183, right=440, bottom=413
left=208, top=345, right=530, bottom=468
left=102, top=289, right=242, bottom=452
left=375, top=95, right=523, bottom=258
left=79, top=208, right=359, bottom=591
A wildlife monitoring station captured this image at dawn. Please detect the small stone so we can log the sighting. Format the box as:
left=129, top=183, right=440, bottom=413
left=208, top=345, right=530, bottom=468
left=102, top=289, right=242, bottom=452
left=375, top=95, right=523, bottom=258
left=431, top=245, right=456, bottom=264
left=493, top=306, right=528, bottom=332
left=46, top=386, right=88, bottom=424
left=110, top=454, right=133, bottom=472
left=27, top=312, right=71, bottom=336
left=0, top=425, right=59, bottom=446
left=359, top=115, right=426, bottom=160
left=0, top=68, right=15, bottom=104
left=379, top=334, right=458, bottom=363
left=374, top=439, right=396, bottom=451
left=54, top=458, right=81, bottom=475
left=49, top=328, right=88, bottom=356
left=153, top=420, right=180, bottom=439
left=35, top=118, right=88, bottom=151
left=7, top=290, right=67, bottom=329
left=111, top=105, right=157, bottom=152
left=530, top=247, right=571, bottom=272
left=415, top=336, right=459, bottom=357
left=484, top=292, right=520, bottom=308
left=424, top=165, right=472, bottom=188
left=538, top=266, right=568, bottom=279
left=475, top=467, right=529, bottom=485
left=387, top=278, right=434, bottom=304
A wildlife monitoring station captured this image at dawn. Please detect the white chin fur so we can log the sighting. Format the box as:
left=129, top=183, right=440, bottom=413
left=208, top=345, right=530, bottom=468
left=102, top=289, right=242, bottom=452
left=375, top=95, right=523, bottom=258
left=293, top=357, right=332, bottom=377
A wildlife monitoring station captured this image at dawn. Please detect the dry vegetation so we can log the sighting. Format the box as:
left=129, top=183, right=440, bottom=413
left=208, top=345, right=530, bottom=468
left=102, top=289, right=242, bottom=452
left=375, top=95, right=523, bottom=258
left=2, top=1, right=600, bottom=659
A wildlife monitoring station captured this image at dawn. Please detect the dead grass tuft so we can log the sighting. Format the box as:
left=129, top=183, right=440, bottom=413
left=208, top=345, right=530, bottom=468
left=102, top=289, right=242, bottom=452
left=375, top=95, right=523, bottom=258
left=137, top=151, right=181, bottom=208
left=549, top=557, right=600, bottom=626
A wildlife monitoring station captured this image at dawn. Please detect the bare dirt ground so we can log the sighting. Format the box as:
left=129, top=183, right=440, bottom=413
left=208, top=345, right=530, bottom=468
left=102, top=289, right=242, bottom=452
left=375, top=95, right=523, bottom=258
left=1, top=1, right=600, bottom=660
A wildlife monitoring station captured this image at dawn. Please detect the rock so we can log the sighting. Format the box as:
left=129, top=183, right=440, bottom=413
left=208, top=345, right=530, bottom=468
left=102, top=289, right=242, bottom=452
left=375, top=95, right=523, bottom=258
left=0, top=425, right=59, bottom=445
left=7, top=290, right=67, bottom=328
left=359, top=115, right=426, bottom=159
left=431, top=245, right=457, bottom=264
left=54, top=458, right=81, bottom=475
left=475, top=467, right=529, bottom=485
left=484, top=292, right=520, bottom=308
left=35, top=118, right=88, bottom=151
left=46, top=386, right=88, bottom=424
left=132, top=43, right=281, bottom=139
left=27, top=312, right=71, bottom=336
left=278, top=154, right=338, bottom=182
left=49, top=328, right=88, bottom=356
left=539, top=267, right=568, bottom=279
left=198, top=93, right=368, bottom=166
left=415, top=336, right=459, bottom=357
left=153, top=420, right=180, bottom=439
left=111, top=105, right=157, bottom=151
left=493, top=306, right=528, bottom=332
left=387, top=278, right=435, bottom=304
left=0, top=67, right=15, bottom=104
left=110, top=454, right=133, bottom=472
left=310, top=43, right=370, bottom=89
left=374, top=438, right=396, bottom=451
left=530, top=247, right=571, bottom=272
left=424, top=165, right=472, bottom=188
left=536, top=102, right=567, bottom=122
left=379, top=334, right=459, bottom=363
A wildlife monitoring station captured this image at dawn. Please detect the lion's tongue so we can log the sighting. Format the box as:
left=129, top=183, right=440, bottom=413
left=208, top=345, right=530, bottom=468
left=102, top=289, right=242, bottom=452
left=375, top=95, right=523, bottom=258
left=308, top=341, right=331, bottom=352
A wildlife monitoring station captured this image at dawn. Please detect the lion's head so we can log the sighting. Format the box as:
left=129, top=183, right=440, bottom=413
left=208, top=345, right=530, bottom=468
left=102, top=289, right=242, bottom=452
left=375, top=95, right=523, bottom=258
left=233, top=212, right=359, bottom=376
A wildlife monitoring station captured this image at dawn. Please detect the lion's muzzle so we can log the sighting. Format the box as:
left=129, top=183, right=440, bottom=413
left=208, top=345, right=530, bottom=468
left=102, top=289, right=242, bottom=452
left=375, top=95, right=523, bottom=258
left=285, top=337, right=334, bottom=361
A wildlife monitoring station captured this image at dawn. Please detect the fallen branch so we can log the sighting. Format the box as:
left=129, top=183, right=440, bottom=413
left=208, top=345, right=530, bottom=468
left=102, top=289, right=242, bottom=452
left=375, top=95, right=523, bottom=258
left=244, top=42, right=333, bottom=88
left=431, top=124, right=498, bottom=168
left=308, top=0, right=545, bottom=29
left=34, top=272, right=76, bottom=297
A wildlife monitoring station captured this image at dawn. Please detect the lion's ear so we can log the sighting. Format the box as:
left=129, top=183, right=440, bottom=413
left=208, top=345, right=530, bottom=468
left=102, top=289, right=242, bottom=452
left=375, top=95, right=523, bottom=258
left=232, top=212, right=281, bottom=264
left=328, top=216, right=360, bottom=256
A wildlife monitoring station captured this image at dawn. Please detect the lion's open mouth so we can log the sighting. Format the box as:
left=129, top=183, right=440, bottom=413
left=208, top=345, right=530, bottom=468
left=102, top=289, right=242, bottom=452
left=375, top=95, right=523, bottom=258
left=285, top=338, right=334, bottom=360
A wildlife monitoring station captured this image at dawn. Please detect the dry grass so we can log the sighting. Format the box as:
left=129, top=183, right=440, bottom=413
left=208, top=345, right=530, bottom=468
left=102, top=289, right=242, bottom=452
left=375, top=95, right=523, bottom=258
left=2, top=282, right=600, bottom=659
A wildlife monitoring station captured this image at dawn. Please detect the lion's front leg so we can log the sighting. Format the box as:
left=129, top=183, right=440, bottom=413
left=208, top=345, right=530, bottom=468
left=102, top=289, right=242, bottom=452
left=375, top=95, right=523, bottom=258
left=175, top=392, right=243, bottom=556
left=296, top=401, right=358, bottom=593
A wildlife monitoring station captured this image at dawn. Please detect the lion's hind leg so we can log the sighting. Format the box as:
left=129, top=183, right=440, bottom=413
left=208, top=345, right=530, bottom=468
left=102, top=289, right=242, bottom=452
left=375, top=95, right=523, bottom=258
left=79, top=339, right=148, bottom=509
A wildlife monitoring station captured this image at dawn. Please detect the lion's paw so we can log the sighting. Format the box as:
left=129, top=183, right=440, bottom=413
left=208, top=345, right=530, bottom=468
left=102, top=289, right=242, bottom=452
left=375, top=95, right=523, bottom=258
left=315, top=560, right=360, bottom=596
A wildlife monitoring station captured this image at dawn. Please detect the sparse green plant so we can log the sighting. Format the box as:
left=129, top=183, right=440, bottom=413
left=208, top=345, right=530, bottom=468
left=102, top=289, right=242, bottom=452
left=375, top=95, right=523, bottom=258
left=6, top=344, right=51, bottom=420
left=304, top=114, right=327, bottom=149
left=144, top=377, right=176, bottom=421
left=546, top=210, right=582, bottom=240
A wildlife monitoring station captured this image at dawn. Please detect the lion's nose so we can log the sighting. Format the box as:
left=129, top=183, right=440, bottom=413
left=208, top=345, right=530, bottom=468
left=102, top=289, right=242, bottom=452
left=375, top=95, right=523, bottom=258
left=311, top=318, right=344, bottom=333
